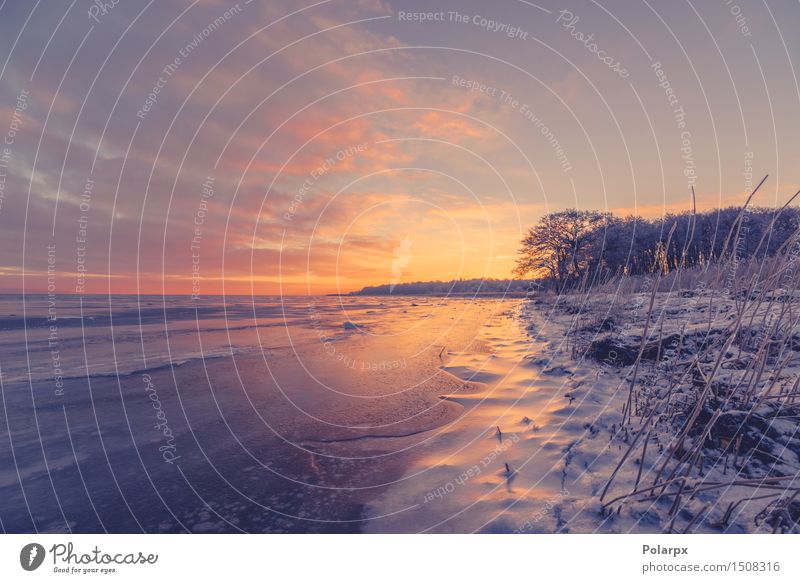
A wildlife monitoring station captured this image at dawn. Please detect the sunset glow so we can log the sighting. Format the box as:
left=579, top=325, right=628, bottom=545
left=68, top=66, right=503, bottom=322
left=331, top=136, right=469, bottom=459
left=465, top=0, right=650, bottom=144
left=1, top=1, right=798, bottom=295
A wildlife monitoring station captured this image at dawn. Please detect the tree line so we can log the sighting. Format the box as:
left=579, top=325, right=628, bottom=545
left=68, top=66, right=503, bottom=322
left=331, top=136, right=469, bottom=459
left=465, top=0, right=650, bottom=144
left=352, top=278, right=531, bottom=296
left=514, top=206, right=800, bottom=288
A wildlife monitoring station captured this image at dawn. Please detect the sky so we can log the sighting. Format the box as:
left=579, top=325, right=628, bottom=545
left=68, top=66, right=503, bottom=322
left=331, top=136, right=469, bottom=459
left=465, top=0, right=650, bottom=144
left=0, top=0, right=798, bottom=295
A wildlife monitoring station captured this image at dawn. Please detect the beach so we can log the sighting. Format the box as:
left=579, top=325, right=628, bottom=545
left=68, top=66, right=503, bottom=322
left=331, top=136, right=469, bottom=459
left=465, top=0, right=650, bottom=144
left=2, top=290, right=797, bottom=533
left=366, top=283, right=800, bottom=533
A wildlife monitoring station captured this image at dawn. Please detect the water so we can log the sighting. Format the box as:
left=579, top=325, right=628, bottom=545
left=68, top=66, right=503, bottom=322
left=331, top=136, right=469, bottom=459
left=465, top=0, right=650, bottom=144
left=0, top=293, right=519, bottom=533
left=0, top=294, right=389, bottom=384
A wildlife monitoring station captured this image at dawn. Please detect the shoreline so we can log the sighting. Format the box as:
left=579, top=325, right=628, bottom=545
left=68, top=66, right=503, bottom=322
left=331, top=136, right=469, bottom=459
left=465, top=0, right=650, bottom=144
left=364, top=290, right=800, bottom=533
left=4, top=291, right=796, bottom=533
left=0, top=298, right=514, bottom=533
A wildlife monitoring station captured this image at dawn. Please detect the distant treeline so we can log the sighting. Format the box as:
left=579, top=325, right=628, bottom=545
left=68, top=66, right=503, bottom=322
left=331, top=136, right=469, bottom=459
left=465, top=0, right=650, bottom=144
left=351, top=279, right=534, bottom=296
left=514, top=206, right=800, bottom=288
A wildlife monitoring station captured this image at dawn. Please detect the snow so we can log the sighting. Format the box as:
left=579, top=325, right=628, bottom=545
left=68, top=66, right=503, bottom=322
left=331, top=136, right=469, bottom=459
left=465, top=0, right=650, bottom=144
left=365, top=290, right=800, bottom=533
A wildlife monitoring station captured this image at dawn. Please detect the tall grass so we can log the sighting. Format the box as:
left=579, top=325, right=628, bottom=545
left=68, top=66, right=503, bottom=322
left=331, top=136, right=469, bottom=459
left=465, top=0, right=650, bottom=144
left=567, top=177, right=800, bottom=532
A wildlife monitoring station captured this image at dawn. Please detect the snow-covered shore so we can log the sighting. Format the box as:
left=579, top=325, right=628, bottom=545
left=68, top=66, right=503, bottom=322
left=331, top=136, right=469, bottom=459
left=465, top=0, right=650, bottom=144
left=365, top=288, right=800, bottom=533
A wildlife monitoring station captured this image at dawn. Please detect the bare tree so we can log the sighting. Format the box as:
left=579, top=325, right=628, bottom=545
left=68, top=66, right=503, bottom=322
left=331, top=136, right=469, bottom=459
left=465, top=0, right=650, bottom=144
left=514, top=209, right=608, bottom=286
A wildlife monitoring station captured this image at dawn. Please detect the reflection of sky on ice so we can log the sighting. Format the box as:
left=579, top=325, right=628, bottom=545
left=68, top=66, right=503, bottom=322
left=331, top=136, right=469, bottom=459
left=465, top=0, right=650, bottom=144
left=0, top=295, right=520, bottom=533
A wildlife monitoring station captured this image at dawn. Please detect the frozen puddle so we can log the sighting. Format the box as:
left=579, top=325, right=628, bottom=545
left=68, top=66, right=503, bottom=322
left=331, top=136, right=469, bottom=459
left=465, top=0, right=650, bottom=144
left=364, top=302, right=626, bottom=533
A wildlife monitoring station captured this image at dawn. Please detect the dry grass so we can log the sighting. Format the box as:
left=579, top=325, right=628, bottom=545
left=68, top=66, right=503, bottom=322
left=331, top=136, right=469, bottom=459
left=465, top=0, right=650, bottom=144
left=552, top=178, right=800, bottom=532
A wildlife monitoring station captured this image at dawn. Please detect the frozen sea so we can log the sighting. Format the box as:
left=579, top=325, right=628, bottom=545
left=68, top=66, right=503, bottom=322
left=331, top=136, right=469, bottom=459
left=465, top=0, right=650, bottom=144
left=0, top=294, right=517, bottom=533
